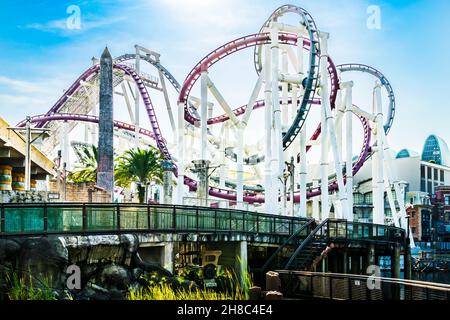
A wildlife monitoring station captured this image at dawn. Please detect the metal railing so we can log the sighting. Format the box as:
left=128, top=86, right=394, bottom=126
left=277, top=271, right=450, bottom=300
left=314, top=219, right=406, bottom=244
left=182, top=197, right=250, bottom=211
left=0, top=203, right=309, bottom=238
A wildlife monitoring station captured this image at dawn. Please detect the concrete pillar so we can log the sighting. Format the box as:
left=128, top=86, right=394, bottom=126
left=193, top=160, right=210, bottom=206
left=350, top=254, right=360, bottom=274
left=365, top=244, right=376, bottom=274
left=163, top=242, right=174, bottom=273
left=322, top=256, right=329, bottom=273
left=391, top=245, right=401, bottom=279
left=329, top=252, right=338, bottom=273
left=162, top=160, right=174, bottom=205
left=404, top=244, right=412, bottom=280
left=342, top=250, right=348, bottom=274
left=237, top=241, right=248, bottom=288
left=97, top=47, right=114, bottom=196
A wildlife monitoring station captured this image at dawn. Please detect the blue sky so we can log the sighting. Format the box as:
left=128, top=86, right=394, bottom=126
left=0, top=0, right=449, bottom=154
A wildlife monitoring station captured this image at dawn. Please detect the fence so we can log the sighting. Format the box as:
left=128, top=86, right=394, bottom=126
left=277, top=271, right=450, bottom=300
left=0, top=203, right=309, bottom=238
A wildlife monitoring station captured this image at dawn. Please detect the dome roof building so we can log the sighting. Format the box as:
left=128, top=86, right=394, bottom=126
left=421, top=135, right=450, bottom=167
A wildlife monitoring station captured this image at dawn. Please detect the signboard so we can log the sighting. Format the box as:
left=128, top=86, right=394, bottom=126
left=48, top=192, right=60, bottom=200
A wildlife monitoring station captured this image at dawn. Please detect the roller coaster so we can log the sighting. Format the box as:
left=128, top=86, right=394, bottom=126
left=16, top=4, right=409, bottom=233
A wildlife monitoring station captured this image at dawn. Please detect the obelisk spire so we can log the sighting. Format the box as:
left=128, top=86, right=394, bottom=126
left=97, top=47, right=114, bottom=198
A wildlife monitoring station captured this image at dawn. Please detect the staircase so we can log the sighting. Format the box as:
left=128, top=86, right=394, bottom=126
left=284, top=219, right=329, bottom=270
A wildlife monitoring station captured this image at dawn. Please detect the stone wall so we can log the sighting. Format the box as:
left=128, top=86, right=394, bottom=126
left=49, top=180, right=111, bottom=203
left=0, top=190, right=54, bottom=203
left=0, top=234, right=173, bottom=300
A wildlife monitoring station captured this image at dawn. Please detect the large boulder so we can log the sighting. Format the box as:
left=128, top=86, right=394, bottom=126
left=18, top=237, right=68, bottom=289
left=97, top=263, right=131, bottom=290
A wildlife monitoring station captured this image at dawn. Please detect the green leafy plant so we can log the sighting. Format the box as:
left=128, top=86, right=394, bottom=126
left=68, top=144, right=98, bottom=183
left=115, top=147, right=164, bottom=203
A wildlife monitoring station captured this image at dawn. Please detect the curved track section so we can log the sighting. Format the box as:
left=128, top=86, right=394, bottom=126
left=337, top=63, right=395, bottom=134
left=178, top=32, right=322, bottom=150
left=25, top=113, right=157, bottom=141
left=253, top=4, right=321, bottom=150
left=18, top=64, right=172, bottom=161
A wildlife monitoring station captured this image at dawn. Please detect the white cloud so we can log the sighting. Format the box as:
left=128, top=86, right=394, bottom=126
left=0, top=76, right=49, bottom=93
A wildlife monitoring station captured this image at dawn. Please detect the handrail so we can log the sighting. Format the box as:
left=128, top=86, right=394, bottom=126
left=276, top=270, right=450, bottom=300
left=0, top=203, right=310, bottom=239
left=260, top=218, right=316, bottom=274
left=285, top=219, right=329, bottom=269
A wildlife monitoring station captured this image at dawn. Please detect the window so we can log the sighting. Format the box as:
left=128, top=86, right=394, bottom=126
left=427, top=167, right=432, bottom=179
left=421, top=165, right=425, bottom=179
left=427, top=181, right=432, bottom=193
left=420, top=179, right=426, bottom=192
left=441, top=170, right=445, bottom=182
left=412, top=211, right=415, bottom=218
left=364, top=193, right=373, bottom=204
left=411, top=227, right=416, bottom=234
left=445, top=196, right=450, bottom=206
left=434, top=168, right=438, bottom=181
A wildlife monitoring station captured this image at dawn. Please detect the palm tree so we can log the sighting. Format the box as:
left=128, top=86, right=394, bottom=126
left=115, top=147, right=164, bottom=203
left=68, top=144, right=98, bottom=183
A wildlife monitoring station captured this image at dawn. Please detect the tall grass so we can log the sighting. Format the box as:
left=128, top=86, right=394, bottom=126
left=5, top=272, right=56, bottom=300
left=127, top=261, right=254, bottom=301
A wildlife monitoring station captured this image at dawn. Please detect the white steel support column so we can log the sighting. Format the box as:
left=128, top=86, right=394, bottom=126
left=271, top=26, right=284, bottom=215
left=264, top=44, right=274, bottom=214
left=200, top=67, right=209, bottom=161
left=281, top=48, right=289, bottom=134
left=299, top=122, right=307, bottom=218
left=344, top=82, right=354, bottom=221
left=236, top=128, right=244, bottom=209
left=319, top=32, right=330, bottom=219
left=61, top=121, right=69, bottom=170
left=159, top=70, right=176, bottom=142
left=381, top=133, right=409, bottom=230
left=373, top=82, right=385, bottom=225
left=312, top=179, right=320, bottom=220
left=134, top=46, right=141, bottom=147
left=176, top=101, right=185, bottom=205
left=320, top=32, right=347, bottom=219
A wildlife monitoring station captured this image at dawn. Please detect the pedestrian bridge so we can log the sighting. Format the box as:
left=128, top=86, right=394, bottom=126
left=0, top=203, right=410, bottom=285
left=0, top=203, right=405, bottom=245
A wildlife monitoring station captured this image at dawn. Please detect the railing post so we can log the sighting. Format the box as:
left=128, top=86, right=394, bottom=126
left=256, top=213, right=260, bottom=234
left=214, top=210, right=217, bottom=231
left=172, top=206, right=177, bottom=230
left=326, top=220, right=330, bottom=240
left=196, top=208, right=199, bottom=232
left=147, top=205, right=151, bottom=230
left=272, top=216, right=276, bottom=234
left=1, top=204, right=5, bottom=236
left=345, top=220, right=349, bottom=240
left=43, top=203, right=48, bottom=236
left=229, top=211, right=232, bottom=231
left=82, top=204, right=87, bottom=233
left=116, top=203, right=121, bottom=231
left=242, top=211, right=245, bottom=233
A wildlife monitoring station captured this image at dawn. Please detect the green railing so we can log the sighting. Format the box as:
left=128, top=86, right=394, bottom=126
left=0, top=203, right=310, bottom=238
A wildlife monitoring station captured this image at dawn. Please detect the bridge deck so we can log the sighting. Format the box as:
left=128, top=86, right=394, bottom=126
left=0, top=203, right=405, bottom=246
